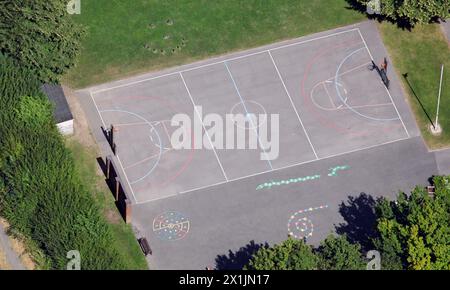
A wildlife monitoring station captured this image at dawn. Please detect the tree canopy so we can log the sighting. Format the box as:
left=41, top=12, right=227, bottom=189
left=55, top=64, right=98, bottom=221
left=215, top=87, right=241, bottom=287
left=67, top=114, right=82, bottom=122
left=354, top=0, right=450, bottom=25
left=245, top=177, right=450, bottom=270
left=0, top=0, right=84, bottom=83
left=373, top=176, right=450, bottom=270
left=246, top=238, right=319, bottom=270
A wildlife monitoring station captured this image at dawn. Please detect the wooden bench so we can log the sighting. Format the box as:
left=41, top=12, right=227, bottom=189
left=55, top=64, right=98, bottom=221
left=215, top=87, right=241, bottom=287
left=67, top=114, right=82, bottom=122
left=138, top=238, right=152, bottom=256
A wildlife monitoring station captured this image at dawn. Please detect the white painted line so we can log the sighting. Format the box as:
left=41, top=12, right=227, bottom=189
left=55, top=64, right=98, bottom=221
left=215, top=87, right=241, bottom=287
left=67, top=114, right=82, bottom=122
left=179, top=179, right=230, bottom=195
left=336, top=102, right=394, bottom=110
left=357, top=29, right=374, bottom=60
left=90, top=92, right=139, bottom=204
left=224, top=61, right=274, bottom=170
left=429, top=146, right=450, bottom=153
left=91, top=28, right=360, bottom=95
left=135, top=136, right=411, bottom=205
left=90, top=91, right=106, bottom=128
left=325, top=61, right=372, bottom=82
left=179, top=72, right=229, bottom=182
left=323, top=82, right=336, bottom=109
left=357, top=29, right=410, bottom=138
left=116, top=154, right=138, bottom=204
left=268, top=51, right=319, bottom=160
left=115, top=121, right=148, bottom=127
left=161, top=121, right=172, bottom=141
left=124, top=149, right=173, bottom=170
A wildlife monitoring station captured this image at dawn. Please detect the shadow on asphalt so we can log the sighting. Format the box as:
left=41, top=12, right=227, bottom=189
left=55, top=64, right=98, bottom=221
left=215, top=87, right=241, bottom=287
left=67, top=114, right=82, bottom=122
left=215, top=240, right=269, bottom=270
left=335, top=192, right=379, bottom=251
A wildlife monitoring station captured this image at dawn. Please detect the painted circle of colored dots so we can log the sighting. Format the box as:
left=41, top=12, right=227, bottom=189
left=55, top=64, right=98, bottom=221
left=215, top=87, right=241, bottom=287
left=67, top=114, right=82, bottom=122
left=153, top=211, right=190, bottom=241
left=287, top=205, right=329, bottom=240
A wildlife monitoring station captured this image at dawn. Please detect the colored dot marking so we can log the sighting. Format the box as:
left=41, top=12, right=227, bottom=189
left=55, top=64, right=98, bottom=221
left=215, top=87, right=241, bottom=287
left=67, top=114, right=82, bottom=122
left=256, top=165, right=350, bottom=190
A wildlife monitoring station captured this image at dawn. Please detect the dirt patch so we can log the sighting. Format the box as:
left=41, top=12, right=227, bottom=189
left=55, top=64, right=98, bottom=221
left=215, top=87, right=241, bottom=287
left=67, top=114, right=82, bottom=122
left=0, top=249, right=11, bottom=270
left=63, top=86, right=124, bottom=225
left=0, top=218, right=35, bottom=270
left=63, top=86, right=97, bottom=149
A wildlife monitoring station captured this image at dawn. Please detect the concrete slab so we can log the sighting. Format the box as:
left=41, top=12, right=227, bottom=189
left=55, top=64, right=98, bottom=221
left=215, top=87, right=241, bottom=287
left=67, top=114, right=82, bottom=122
left=133, top=136, right=437, bottom=270
left=434, top=148, right=450, bottom=175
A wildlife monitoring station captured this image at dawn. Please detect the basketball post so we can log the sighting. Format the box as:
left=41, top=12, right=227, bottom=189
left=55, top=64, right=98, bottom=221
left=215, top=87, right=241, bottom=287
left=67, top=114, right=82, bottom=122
left=110, top=124, right=114, bottom=145
left=431, top=64, right=444, bottom=135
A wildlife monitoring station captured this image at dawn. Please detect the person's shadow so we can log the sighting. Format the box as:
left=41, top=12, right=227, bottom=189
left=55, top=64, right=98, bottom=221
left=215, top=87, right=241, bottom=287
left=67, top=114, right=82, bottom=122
left=215, top=240, right=268, bottom=270
left=335, top=193, right=379, bottom=251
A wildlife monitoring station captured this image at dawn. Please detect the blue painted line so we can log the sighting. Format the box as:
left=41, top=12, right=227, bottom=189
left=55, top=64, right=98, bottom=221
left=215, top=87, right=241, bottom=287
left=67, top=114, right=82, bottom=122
left=100, top=109, right=163, bottom=184
left=224, top=61, right=274, bottom=169
left=334, top=47, right=399, bottom=122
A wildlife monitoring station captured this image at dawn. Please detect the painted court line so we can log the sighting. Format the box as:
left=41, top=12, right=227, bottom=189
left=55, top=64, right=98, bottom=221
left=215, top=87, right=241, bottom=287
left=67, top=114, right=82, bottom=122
left=179, top=72, right=229, bottom=182
left=224, top=61, right=274, bottom=170
left=116, top=154, right=138, bottom=204
left=135, top=135, right=411, bottom=205
left=325, top=61, right=372, bottom=82
left=124, top=148, right=173, bottom=170
left=357, top=29, right=410, bottom=138
left=268, top=50, right=319, bottom=160
left=115, top=121, right=148, bottom=127
left=90, top=91, right=106, bottom=128
left=89, top=93, right=146, bottom=204
left=323, top=82, right=337, bottom=109
left=91, top=28, right=360, bottom=95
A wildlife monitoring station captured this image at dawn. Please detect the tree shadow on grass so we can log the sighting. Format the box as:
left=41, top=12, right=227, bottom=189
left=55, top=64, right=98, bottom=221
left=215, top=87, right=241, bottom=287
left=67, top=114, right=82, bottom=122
left=344, top=0, right=414, bottom=30
left=335, top=193, right=379, bottom=251
left=215, top=240, right=268, bottom=270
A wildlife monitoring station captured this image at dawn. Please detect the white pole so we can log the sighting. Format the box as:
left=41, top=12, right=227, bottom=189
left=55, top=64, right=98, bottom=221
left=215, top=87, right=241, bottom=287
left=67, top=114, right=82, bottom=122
left=435, top=64, right=444, bottom=127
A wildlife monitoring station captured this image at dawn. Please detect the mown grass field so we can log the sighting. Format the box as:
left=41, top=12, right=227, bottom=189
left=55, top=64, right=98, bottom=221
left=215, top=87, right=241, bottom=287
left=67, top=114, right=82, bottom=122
left=64, top=0, right=365, bottom=88
left=379, top=23, right=450, bottom=149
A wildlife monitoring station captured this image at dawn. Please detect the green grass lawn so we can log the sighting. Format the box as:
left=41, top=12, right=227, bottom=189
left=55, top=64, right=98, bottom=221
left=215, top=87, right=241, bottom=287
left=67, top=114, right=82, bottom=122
left=64, top=0, right=364, bottom=88
left=66, top=140, right=148, bottom=270
left=379, top=23, right=450, bottom=149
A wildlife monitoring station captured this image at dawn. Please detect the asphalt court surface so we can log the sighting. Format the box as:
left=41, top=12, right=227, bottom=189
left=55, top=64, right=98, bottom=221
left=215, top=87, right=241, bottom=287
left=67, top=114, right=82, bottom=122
left=86, top=24, right=412, bottom=204
left=77, top=21, right=436, bottom=269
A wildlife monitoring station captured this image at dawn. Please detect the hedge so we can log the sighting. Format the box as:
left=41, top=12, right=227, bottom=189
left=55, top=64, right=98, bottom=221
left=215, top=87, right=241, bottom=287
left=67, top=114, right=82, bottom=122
left=0, top=54, right=130, bottom=269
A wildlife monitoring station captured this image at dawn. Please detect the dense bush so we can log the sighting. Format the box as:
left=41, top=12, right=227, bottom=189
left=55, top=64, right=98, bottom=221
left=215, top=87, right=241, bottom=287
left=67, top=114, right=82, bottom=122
left=352, top=0, right=450, bottom=25
left=0, top=0, right=84, bottom=83
left=246, top=235, right=365, bottom=270
left=0, top=54, right=128, bottom=269
left=245, top=176, right=450, bottom=270
left=373, top=177, right=450, bottom=270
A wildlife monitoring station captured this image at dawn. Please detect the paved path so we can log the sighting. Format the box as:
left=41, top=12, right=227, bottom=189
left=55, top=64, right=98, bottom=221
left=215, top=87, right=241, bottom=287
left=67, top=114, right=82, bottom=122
left=0, top=222, right=25, bottom=270
left=434, top=148, right=450, bottom=175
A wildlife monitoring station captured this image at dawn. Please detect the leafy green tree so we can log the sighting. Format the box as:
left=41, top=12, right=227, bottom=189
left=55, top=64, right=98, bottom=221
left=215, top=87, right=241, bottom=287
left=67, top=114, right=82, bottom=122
left=246, top=238, right=319, bottom=270
left=316, top=235, right=366, bottom=270
left=373, top=176, right=450, bottom=270
left=0, top=55, right=132, bottom=269
left=0, top=0, right=84, bottom=83
left=354, top=0, right=450, bottom=25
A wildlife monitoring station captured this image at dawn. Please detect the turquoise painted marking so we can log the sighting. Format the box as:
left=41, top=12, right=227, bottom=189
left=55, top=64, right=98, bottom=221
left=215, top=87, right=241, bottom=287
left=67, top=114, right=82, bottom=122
left=256, top=165, right=350, bottom=190
left=327, top=165, right=350, bottom=177
left=256, top=174, right=321, bottom=190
